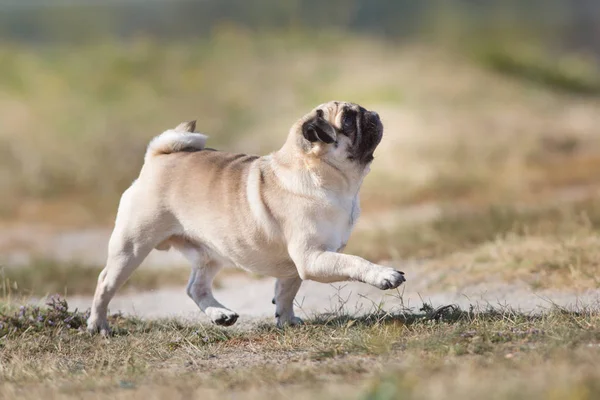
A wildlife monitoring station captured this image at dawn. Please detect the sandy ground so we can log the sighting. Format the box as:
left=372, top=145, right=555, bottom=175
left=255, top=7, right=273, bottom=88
left=61, top=262, right=600, bottom=327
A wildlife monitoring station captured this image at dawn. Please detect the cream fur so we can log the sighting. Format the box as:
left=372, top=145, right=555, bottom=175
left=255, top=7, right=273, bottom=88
left=145, top=121, right=208, bottom=162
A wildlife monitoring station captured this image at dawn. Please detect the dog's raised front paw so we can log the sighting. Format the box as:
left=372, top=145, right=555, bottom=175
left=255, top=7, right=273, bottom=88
left=372, top=268, right=405, bottom=290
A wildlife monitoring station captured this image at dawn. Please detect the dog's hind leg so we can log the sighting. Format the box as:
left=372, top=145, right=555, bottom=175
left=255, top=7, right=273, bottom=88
left=273, top=275, right=303, bottom=327
left=87, top=187, right=172, bottom=335
left=179, top=244, right=239, bottom=326
left=86, top=233, right=159, bottom=335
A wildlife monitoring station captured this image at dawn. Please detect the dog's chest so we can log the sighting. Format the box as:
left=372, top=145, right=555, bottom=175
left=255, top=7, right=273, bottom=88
left=319, top=193, right=359, bottom=252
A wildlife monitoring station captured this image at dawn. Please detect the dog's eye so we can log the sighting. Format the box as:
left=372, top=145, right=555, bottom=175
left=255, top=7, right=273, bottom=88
left=342, top=114, right=355, bottom=131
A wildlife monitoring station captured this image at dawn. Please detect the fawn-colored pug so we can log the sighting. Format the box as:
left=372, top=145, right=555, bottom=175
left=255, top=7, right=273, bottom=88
left=87, top=101, right=405, bottom=335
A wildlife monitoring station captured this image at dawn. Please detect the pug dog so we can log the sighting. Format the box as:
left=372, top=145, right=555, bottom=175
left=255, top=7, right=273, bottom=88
left=87, top=101, right=405, bottom=335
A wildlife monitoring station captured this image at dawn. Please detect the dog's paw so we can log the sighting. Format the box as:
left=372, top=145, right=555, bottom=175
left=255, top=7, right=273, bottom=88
left=371, top=268, right=406, bottom=290
left=86, top=318, right=111, bottom=337
left=208, top=308, right=239, bottom=327
left=276, top=315, right=304, bottom=328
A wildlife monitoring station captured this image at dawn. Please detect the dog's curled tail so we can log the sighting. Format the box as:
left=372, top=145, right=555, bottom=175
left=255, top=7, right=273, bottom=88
left=145, top=120, right=208, bottom=162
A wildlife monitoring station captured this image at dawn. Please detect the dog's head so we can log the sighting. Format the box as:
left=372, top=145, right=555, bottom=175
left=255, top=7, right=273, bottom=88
left=289, top=101, right=383, bottom=175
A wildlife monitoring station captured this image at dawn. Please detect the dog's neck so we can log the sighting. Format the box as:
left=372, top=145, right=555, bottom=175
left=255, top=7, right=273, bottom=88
left=270, top=142, right=364, bottom=199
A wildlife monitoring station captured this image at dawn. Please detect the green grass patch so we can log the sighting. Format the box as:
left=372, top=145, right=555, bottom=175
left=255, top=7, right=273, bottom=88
left=1, top=259, right=192, bottom=297
left=475, top=44, right=600, bottom=95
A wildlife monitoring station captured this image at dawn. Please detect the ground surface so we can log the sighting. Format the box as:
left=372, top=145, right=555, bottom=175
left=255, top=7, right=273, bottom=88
left=2, top=296, right=599, bottom=400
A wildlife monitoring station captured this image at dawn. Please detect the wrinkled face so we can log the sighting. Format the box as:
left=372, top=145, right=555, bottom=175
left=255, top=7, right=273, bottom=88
left=299, top=101, right=383, bottom=169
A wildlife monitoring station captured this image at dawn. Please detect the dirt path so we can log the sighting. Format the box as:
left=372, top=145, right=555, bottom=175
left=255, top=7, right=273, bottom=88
left=63, top=263, right=600, bottom=327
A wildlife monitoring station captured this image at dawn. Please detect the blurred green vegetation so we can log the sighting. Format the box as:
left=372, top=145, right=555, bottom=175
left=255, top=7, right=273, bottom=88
left=349, top=198, right=600, bottom=262
left=2, top=1, right=598, bottom=97
left=0, top=31, right=411, bottom=219
left=0, top=0, right=593, bottom=47
left=1, top=0, right=600, bottom=222
left=475, top=44, right=600, bottom=95
left=1, top=259, right=193, bottom=297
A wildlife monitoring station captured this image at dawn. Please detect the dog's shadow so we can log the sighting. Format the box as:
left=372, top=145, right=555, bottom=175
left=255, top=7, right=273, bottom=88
left=256, top=302, right=592, bottom=331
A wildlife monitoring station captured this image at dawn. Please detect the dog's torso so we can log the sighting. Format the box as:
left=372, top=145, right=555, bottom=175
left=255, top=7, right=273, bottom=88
left=134, top=148, right=359, bottom=278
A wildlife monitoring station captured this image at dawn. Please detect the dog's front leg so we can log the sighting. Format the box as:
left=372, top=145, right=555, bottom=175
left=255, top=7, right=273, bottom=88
left=273, top=275, right=303, bottom=327
left=289, top=244, right=405, bottom=290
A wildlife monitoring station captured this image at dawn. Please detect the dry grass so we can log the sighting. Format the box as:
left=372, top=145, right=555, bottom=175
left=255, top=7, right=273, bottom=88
left=0, top=298, right=598, bottom=400
left=350, top=198, right=600, bottom=259
left=424, top=233, right=600, bottom=291
left=348, top=197, right=600, bottom=290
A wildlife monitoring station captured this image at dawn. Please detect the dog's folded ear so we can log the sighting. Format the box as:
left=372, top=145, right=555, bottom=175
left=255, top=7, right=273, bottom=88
left=302, top=112, right=336, bottom=144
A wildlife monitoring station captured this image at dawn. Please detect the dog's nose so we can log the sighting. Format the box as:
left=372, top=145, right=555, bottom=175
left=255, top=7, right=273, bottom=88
left=370, top=111, right=380, bottom=120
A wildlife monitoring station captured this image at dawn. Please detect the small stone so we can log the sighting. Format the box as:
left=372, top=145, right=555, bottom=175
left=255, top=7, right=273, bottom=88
left=118, top=380, right=136, bottom=389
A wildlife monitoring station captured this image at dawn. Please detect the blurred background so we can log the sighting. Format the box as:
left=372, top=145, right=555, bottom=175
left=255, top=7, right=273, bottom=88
left=1, top=0, right=600, bottom=304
